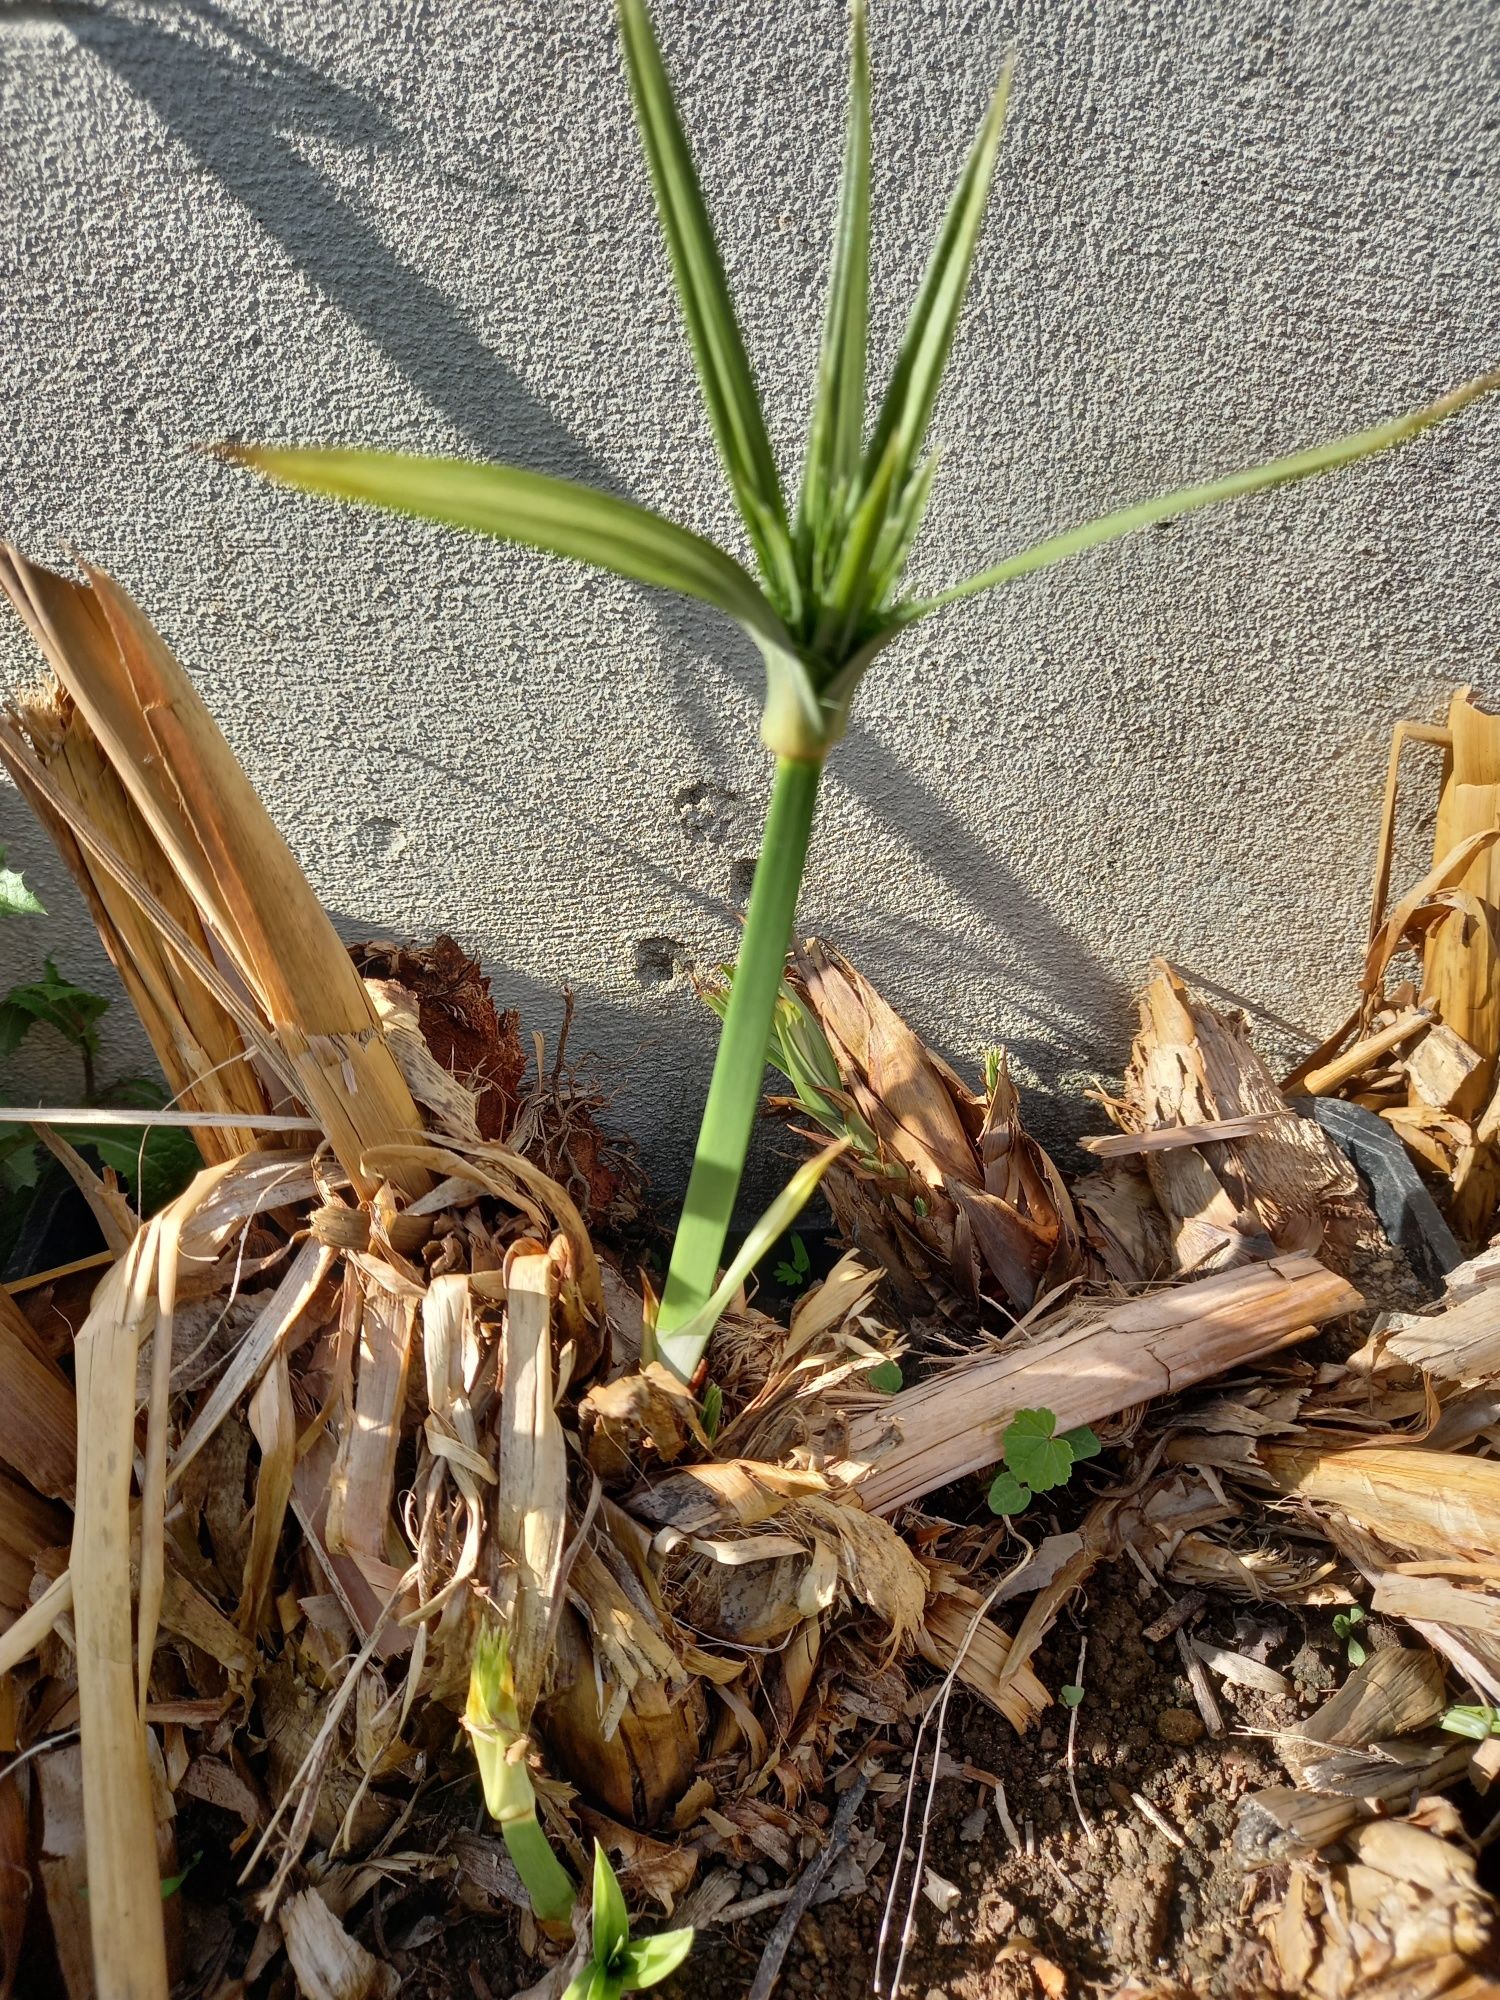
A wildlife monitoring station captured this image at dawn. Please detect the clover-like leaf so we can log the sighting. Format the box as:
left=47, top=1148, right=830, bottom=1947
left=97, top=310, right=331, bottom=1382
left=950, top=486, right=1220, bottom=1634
left=866, top=1359, right=902, bottom=1394
left=1002, top=1408, right=1073, bottom=1494
left=986, top=1469, right=1031, bottom=1517
left=1059, top=1423, right=1101, bottom=1464
left=1059, top=1684, right=1084, bottom=1709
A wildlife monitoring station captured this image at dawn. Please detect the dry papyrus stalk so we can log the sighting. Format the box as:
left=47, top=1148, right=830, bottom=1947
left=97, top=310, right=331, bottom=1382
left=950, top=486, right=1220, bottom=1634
left=838, top=1252, right=1360, bottom=1515
left=0, top=547, right=427, bottom=1198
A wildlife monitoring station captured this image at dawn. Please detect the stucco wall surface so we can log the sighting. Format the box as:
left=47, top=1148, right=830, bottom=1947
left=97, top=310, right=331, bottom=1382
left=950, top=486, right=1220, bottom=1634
left=2, top=0, right=1499, bottom=1196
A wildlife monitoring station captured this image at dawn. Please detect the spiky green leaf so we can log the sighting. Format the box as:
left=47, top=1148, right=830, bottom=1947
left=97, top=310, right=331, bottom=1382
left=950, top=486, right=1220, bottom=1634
left=225, top=445, right=791, bottom=655
left=797, top=0, right=871, bottom=555
left=0, top=958, right=108, bottom=1064
left=815, top=433, right=905, bottom=655
left=915, top=372, right=1500, bottom=615
left=0, top=846, right=44, bottom=917
left=617, top=0, right=796, bottom=611
left=862, top=55, right=1013, bottom=499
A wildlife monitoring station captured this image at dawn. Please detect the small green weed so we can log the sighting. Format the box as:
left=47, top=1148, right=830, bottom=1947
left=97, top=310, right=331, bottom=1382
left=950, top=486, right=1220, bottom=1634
left=986, top=1407, right=1101, bottom=1516
left=773, top=1229, right=813, bottom=1289
left=1332, top=1605, right=1367, bottom=1667
left=0, top=849, right=197, bottom=1267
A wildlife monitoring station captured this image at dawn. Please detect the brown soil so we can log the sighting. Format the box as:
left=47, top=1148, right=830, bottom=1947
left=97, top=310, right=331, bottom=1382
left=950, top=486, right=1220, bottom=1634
left=390, top=1565, right=1372, bottom=2000
left=391, top=1246, right=1441, bottom=2000
left=767, top=1571, right=1310, bottom=2000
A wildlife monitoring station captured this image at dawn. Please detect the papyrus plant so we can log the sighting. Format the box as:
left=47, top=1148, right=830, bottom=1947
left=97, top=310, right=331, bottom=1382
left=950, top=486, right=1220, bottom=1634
left=230, top=0, right=1498, bottom=1379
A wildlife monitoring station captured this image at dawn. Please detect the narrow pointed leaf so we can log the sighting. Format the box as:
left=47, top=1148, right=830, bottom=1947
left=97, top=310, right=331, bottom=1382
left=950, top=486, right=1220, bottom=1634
left=796, top=0, right=872, bottom=552
left=867, top=450, right=940, bottom=608
left=863, top=55, right=1013, bottom=495
left=815, top=433, right=903, bottom=655
left=590, top=1844, right=630, bottom=1972
left=656, top=1137, right=851, bottom=1379
left=914, top=372, right=1500, bottom=614
left=225, top=445, right=791, bottom=652
left=618, top=0, right=795, bottom=604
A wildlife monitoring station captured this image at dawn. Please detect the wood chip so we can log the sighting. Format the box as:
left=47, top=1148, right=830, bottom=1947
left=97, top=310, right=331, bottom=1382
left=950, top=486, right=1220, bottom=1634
left=1142, top=1591, right=1206, bottom=1644
left=840, top=1253, right=1361, bottom=1514
left=1403, top=1022, right=1483, bottom=1111
left=1191, top=1638, right=1292, bottom=1696
left=1079, top=1112, right=1286, bottom=1157
left=1175, top=1628, right=1224, bottom=1739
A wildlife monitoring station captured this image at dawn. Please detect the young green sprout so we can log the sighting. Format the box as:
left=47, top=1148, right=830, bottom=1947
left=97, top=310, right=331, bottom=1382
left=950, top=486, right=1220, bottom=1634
left=563, top=1843, right=694, bottom=2000
left=1332, top=1603, right=1368, bottom=1667
left=227, top=0, right=1499, bottom=1382
left=464, top=1624, right=575, bottom=1930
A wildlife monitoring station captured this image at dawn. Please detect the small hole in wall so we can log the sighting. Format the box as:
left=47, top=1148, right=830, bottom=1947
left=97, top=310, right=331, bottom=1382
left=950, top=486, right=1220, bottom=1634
left=728, top=856, right=757, bottom=906
left=672, top=777, right=737, bottom=843
left=633, top=935, right=689, bottom=985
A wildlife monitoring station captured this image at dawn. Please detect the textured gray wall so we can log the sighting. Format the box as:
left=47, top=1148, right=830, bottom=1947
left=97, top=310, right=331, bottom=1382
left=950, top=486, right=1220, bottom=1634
left=3, top=0, right=1499, bottom=1195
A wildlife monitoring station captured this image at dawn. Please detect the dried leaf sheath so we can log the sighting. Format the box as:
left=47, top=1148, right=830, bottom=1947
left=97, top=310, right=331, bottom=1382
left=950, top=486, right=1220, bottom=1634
left=71, top=1228, right=172, bottom=2000
left=0, top=548, right=428, bottom=1197
left=0, top=671, right=271, bottom=1165
left=494, top=1245, right=569, bottom=1723
left=1422, top=692, right=1500, bottom=1234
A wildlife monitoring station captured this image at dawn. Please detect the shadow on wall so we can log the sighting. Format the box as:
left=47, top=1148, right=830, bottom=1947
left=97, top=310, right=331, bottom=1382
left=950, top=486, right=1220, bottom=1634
left=23, top=0, right=1135, bottom=1135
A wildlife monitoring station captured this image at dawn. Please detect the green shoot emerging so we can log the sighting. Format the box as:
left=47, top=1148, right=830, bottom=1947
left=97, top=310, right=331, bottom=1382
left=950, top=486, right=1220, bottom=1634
left=987, top=1407, right=1101, bottom=1517
left=1332, top=1604, right=1368, bottom=1667
left=227, top=0, right=1500, bottom=1374
left=464, top=1625, right=575, bottom=1930
left=650, top=1136, right=849, bottom=1381
left=1440, top=1703, right=1500, bottom=1741
left=774, top=1231, right=814, bottom=1289
left=562, top=1843, right=694, bottom=2000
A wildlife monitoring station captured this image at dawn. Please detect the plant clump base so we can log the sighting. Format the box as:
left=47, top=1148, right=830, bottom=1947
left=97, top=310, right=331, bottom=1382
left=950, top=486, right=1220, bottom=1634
left=2, top=553, right=1500, bottom=1998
